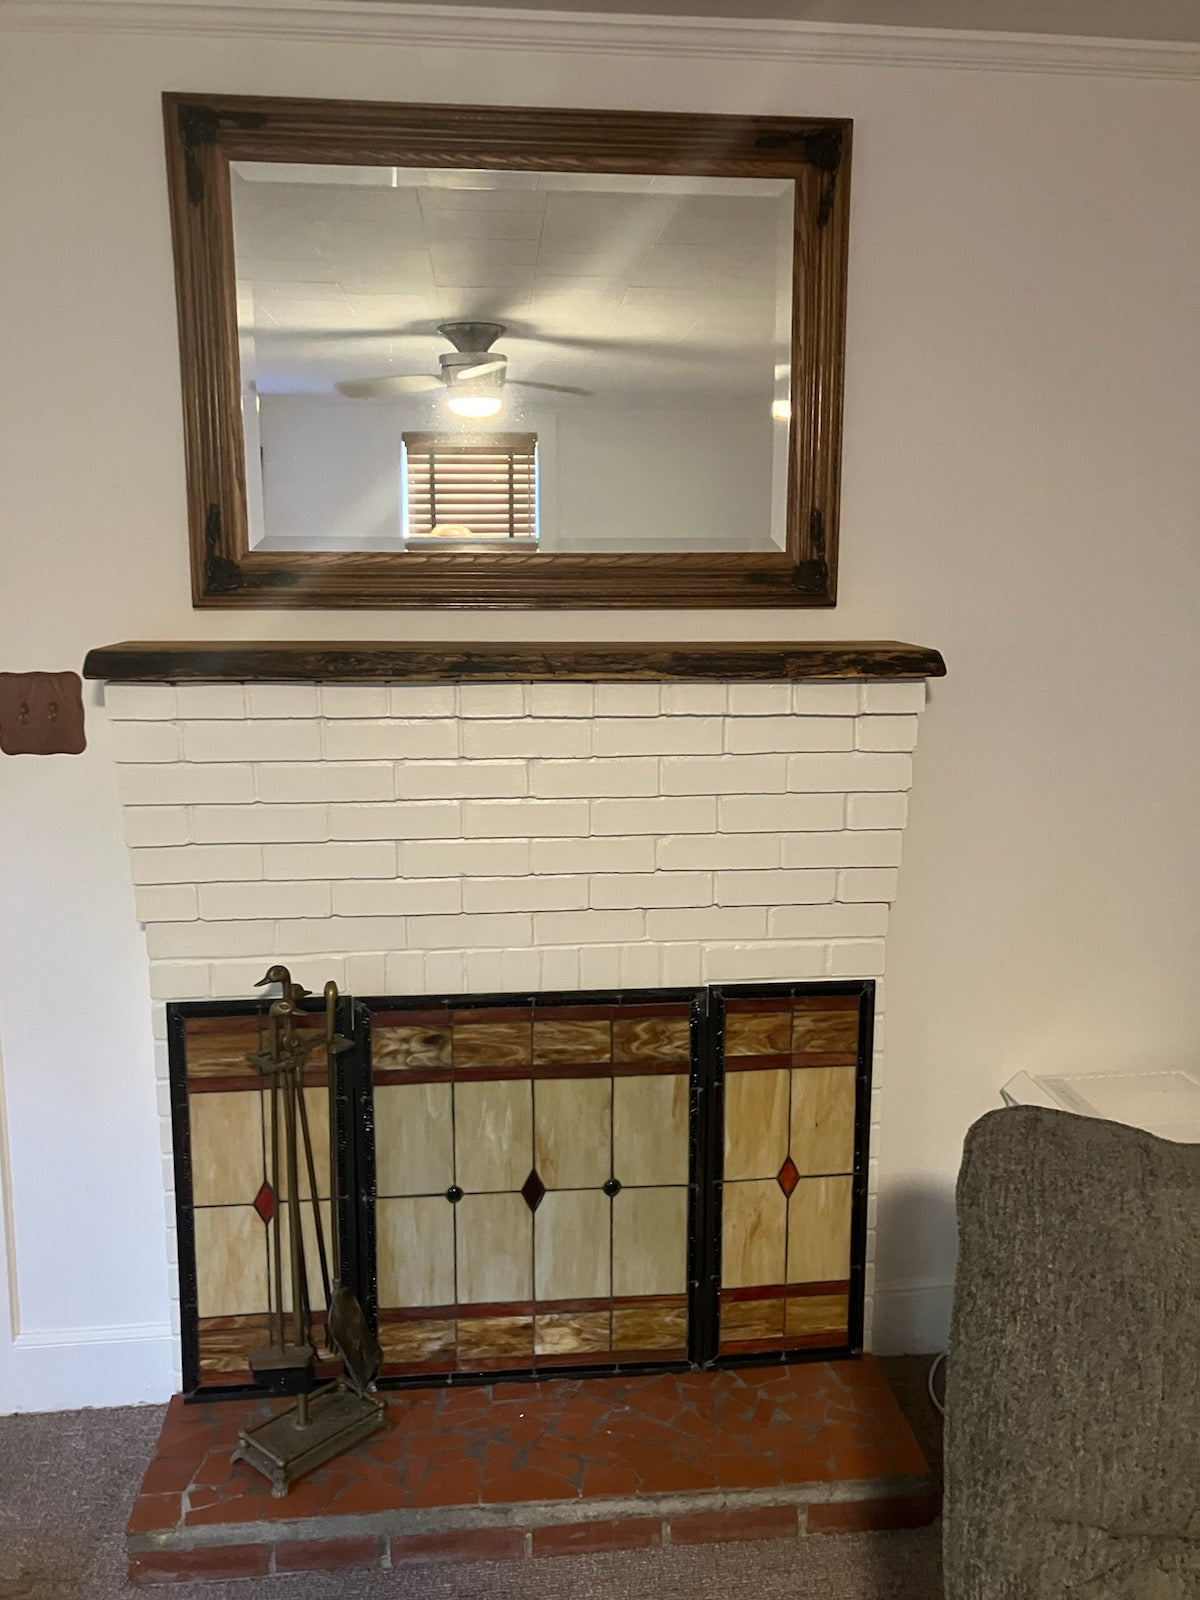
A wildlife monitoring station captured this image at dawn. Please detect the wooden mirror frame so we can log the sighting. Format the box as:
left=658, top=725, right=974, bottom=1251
left=164, top=92, right=852, bottom=610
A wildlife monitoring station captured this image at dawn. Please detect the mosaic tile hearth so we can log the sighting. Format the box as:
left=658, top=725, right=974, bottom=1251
left=126, top=1357, right=932, bottom=1584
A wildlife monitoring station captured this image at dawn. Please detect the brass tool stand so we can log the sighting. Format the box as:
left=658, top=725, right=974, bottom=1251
left=233, top=969, right=386, bottom=1497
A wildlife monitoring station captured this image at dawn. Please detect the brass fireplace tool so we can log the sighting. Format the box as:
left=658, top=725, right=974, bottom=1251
left=232, top=967, right=386, bottom=1496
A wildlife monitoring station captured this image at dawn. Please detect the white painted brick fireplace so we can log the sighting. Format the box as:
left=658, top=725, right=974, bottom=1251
left=102, top=674, right=926, bottom=1375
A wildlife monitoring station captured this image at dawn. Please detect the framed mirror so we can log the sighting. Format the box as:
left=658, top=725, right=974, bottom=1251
left=164, top=93, right=851, bottom=609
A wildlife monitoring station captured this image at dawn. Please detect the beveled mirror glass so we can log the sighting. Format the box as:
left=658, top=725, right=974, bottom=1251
left=165, top=95, right=851, bottom=608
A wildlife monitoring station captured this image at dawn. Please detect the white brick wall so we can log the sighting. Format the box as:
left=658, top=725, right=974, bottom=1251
left=104, top=675, right=928, bottom=1357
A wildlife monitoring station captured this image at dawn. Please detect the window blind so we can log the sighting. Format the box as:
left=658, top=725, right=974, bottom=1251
left=403, top=433, right=537, bottom=542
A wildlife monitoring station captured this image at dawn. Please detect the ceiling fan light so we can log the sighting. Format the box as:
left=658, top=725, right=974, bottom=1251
left=446, top=392, right=503, bottom=419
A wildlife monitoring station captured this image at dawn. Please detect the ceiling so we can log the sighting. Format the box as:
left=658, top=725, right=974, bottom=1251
left=234, top=165, right=792, bottom=411
left=374, top=0, right=1200, bottom=44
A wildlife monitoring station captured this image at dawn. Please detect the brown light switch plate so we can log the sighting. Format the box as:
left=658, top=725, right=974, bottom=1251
left=0, top=671, right=87, bottom=755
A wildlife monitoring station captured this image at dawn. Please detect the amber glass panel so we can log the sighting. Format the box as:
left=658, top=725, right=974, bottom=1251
left=721, top=1180, right=787, bottom=1289
left=787, top=1175, right=854, bottom=1282
left=723, top=1069, right=789, bottom=1180
left=789, top=1066, right=856, bottom=1176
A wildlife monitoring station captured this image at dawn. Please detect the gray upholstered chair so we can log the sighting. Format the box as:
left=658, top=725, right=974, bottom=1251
left=943, top=1105, right=1199, bottom=1599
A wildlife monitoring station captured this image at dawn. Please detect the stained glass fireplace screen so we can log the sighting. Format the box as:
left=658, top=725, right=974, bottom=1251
left=169, top=981, right=872, bottom=1397
left=366, top=991, right=700, bottom=1379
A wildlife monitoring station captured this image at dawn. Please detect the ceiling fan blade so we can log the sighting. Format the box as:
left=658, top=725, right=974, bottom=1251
left=455, top=358, right=507, bottom=382
left=508, top=380, right=592, bottom=397
left=335, top=374, right=442, bottom=399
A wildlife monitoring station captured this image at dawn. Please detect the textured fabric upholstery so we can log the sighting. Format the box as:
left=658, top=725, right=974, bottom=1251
left=943, top=1106, right=1199, bottom=1599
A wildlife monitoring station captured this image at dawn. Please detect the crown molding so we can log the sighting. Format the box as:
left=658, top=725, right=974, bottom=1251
left=4, top=0, right=1199, bottom=78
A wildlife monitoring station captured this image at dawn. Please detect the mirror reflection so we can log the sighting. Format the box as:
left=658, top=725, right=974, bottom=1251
left=231, top=163, right=794, bottom=555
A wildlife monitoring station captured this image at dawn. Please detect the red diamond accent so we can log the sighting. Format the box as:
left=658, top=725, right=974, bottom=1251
left=776, top=1157, right=800, bottom=1198
left=253, top=1181, right=275, bottom=1224
left=521, top=1169, right=546, bottom=1212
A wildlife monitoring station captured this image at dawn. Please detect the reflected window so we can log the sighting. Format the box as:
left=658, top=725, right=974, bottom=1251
left=402, top=432, right=538, bottom=548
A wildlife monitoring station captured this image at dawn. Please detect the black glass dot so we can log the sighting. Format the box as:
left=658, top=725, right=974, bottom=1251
left=445, top=1185, right=464, bottom=1203
left=603, top=1178, right=622, bottom=1197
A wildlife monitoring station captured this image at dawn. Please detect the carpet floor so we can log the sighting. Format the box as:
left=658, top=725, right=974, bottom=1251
left=0, top=1362, right=944, bottom=1600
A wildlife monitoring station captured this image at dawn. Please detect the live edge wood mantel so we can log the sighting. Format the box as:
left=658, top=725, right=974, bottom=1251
left=82, top=642, right=945, bottom=684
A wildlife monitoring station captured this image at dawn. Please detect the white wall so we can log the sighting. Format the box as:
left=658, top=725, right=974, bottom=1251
left=256, top=394, right=776, bottom=551
left=1, top=8, right=1198, bottom=1407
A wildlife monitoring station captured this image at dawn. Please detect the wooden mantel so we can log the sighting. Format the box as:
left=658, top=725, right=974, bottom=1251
left=82, top=641, right=945, bottom=684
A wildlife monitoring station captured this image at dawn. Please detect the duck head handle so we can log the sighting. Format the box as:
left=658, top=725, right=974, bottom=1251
left=256, top=964, right=312, bottom=1005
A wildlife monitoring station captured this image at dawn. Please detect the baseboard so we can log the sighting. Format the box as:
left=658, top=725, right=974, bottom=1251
left=867, top=1281, right=954, bottom=1355
left=1, top=1322, right=175, bottom=1414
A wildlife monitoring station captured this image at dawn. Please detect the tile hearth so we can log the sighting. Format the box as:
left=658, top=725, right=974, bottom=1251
left=126, top=1357, right=934, bottom=1584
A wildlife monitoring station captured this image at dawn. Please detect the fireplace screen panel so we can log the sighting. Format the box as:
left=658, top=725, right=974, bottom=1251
left=169, top=1002, right=363, bottom=1397
left=369, top=996, right=697, bottom=1378
left=715, top=991, right=866, bottom=1358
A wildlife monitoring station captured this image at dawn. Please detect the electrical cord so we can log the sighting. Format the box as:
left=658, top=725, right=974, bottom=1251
left=927, top=1350, right=947, bottom=1416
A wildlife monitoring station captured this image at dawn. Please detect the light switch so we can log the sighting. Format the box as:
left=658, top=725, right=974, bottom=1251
left=0, top=671, right=86, bottom=755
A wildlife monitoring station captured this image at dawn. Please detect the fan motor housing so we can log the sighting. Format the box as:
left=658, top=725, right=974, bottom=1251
left=439, top=349, right=508, bottom=388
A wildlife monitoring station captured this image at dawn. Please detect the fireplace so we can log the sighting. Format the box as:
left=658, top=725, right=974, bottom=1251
left=83, top=638, right=943, bottom=1389
left=168, top=978, right=874, bottom=1396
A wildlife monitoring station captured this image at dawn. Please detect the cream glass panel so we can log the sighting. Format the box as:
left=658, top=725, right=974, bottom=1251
left=723, top=1069, right=789, bottom=1181
left=787, top=1175, right=853, bottom=1282
left=377, top=1195, right=455, bottom=1308
left=612, top=1186, right=687, bottom=1297
left=454, top=1078, right=533, bottom=1192
left=194, top=1205, right=268, bottom=1318
left=190, top=1090, right=264, bottom=1207
left=375, top=1081, right=454, bottom=1196
left=721, top=1178, right=787, bottom=1288
left=535, top=1189, right=611, bottom=1301
left=789, top=1067, right=856, bottom=1175
left=612, top=1074, right=688, bottom=1187
left=534, top=1076, right=611, bottom=1189
left=456, top=1191, right=533, bottom=1303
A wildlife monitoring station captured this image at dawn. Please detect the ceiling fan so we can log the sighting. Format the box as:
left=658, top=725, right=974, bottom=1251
left=335, top=321, right=589, bottom=415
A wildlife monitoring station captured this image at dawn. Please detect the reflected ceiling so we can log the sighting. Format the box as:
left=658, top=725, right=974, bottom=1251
left=231, top=166, right=792, bottom=407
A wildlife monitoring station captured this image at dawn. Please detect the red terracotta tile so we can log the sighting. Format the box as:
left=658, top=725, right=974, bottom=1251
left=532, top=1518, right=662, bottom=1557
left=668, top=1505, right=800, bottom=1545
left=126, top=1494, right=183, bottom=1535
left=635, top=1461, right=720, bottom=1494
left=128, top=1543, right=270, bottom=1585
left=138, top=1454, right=198, bottom=1496
left=481, top=1467, right=578, bottom=1504
left=579, top=1462, right=637, bottom=1497
left=806, top=1494, right=940, bottom=1535
left=694, top=1453, right=782, bottom=1490
left=523, top=1446, right=583, bottom=1485
left=390, top=1527, right=526, bottom=1564
left=408, top=1460, right=483, bottom=1507
left=274, top=1535, right=384, bottom=1571
left=190, top=1451, right=239, bottom=1491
